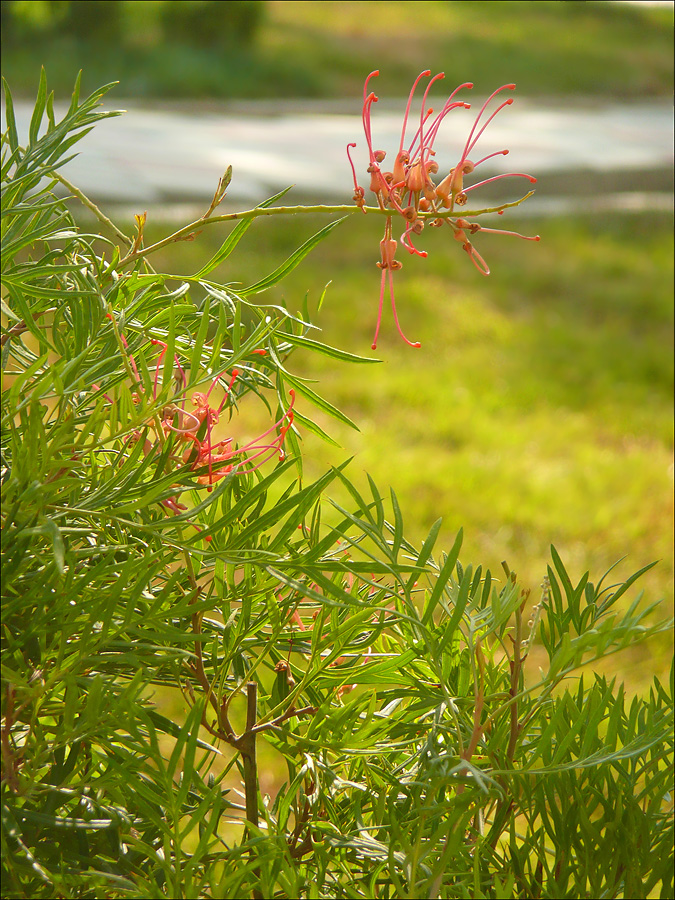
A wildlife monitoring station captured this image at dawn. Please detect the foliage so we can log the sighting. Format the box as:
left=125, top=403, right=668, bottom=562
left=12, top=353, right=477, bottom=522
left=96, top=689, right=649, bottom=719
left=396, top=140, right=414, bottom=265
left=1, top=73, right=673, bottom=900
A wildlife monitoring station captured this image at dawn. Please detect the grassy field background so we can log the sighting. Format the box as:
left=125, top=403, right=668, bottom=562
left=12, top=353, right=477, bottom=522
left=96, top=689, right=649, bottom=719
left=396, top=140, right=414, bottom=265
left=2, top=0, right=673, bottom=100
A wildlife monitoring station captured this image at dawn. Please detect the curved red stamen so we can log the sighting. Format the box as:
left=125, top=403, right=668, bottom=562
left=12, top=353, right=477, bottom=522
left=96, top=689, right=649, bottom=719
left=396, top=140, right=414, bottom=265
left=409, top=83, right=472, bottom=161
left=398, top=70, right=432, bottom=157
left=472, top=149, right=509, bottom=167
left=215, top=369, right=239, bottom=415
left=364, top=70, right=380, bottom=102
left=164, top=408, right=201, bottom=435
left=420, top=98, right=472, bottom=161
left=461, top=173, right=536, bottom=194
left=416, top=72, right=445, bottom=160
left=401, top=224, right=428, bottom=257
left=346, top=142, right=362, bottom=194
left=458, top=84, right=515, bottom=165
left=408, top=108, right=436, bottom=167
left=463, top=99, right=514, bottom=162
left=229, top=391, right=296, bottom=471
left=473, top=225, right=541, bottom=241
left=372, top=266, right=387, bottom=350
left=463, top=242, right=490, bottom=276
left=194, top=390, right=295, bottom=485
left=362, top=71, right=381, bottom=163
left=388, top=267, right=420, bottom=348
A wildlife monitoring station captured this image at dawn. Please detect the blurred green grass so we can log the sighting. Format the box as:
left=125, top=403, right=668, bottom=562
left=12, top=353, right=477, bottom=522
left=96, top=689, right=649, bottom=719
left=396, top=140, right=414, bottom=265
left=260, top=0, right=674, bottom=100
left=2, top=0, right=673, bottom=100
left=136, top=207, right=673, bottom=692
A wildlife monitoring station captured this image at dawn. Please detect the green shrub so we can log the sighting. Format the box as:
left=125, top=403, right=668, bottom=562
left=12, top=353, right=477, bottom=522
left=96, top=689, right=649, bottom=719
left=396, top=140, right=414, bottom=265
left=1, top=71, right=673, bottom=900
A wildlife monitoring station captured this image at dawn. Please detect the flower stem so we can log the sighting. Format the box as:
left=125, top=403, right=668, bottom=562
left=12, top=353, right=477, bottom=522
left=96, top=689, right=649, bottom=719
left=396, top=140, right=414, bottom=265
left=118, top=193, right=536, bottom=268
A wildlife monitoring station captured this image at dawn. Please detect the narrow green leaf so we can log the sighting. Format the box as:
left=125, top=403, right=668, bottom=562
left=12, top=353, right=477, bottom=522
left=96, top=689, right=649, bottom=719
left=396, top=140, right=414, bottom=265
left=599, top=560, right=658, bottom=611
left=161, top=303, right=177, bottom=397
left=190, top=294, right=212, bottom=375
left=29, top=68, right=48, bottom=148
left=552, top=689, right=601, bottom=766
left=15, top=811, right=115, bottom=831
left=0, top=295, right=21, bottom=322
left=2, top=77, right=19, bottom=153
left=407, top=518, right=442, bottom=591
left=239, top=217, right=348, bottom=296
left=283, top=371, right=360, bottom=431
left=278, top=330, right=380, bottom=365
left=232, top=291, right=242, bottom=354
left=390, top=488, right=404, bottom=559
left=169, top=702, right=204, bottom=806
left=291, top=409, right=341, bottom=447
left=423, top=529, right=463, bottom=625
left=317, top=280, right=330, bottom=312
left=189, top=459, right=295, bottom=539
left=46, top=90, right=56, bottom=131
left=367, top=474, right=385, bottom=532
left=317, top=649, right=419, bottom=685
left=332, top=469, right=379, bottom=532
left=440, top=561, right=472, bottom=648
left=232, top=465, right=339, bottom=550
left=41, top=517, right=66, bottom=574
left=67, top=71, right=83, bottom=117
left=195, top=185, right=294, bottom=278
left=550, top=544, right=573, bottom=598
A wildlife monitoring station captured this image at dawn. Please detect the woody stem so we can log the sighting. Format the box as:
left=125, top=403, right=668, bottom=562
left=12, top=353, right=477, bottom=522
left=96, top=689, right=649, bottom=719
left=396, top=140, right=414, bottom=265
left=242, top=681, right=259, bottom=830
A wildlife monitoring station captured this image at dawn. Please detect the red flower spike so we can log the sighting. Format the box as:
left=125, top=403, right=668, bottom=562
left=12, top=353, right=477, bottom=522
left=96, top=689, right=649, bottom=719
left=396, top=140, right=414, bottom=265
left=349, top=73, right=537, bottom=348
left=98, top=334, right=295, bottom=531
left=192, top=388, right=297, bottom=488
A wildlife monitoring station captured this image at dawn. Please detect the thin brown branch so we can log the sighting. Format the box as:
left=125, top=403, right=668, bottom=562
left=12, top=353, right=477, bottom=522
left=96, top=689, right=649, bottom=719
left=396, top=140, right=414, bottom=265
left=240, top=682, right=263, bottom=899
left=251, top=704, right=317, bottom=735
left=1, top=308, right=56, bottom=347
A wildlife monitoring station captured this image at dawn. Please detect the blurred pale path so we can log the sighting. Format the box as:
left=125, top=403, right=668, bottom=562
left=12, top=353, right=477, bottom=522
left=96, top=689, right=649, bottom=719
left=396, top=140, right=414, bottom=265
left=3, top=98, right=673, bottom=212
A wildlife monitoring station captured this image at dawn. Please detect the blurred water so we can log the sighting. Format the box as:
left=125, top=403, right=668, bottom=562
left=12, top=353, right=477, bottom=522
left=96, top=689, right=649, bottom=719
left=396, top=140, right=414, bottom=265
left=3, top=98, right=673, bottom=215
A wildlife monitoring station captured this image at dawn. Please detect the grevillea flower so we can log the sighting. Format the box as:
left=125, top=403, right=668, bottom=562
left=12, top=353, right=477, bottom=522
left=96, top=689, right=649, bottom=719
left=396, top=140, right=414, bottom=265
left=348, top=71, right=540, bottom=349
left=162, top=368, right=295, bottom=491
left=100, top=331, right=294, bottom=539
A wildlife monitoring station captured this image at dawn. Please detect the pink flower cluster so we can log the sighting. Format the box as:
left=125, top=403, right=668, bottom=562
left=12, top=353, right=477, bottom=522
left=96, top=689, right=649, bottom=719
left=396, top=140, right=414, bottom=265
left=347, top=71, right=540, bottom=349
left=98, top=327, right=294, bottom=539
left=151, top=346, right=295, bottom=493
